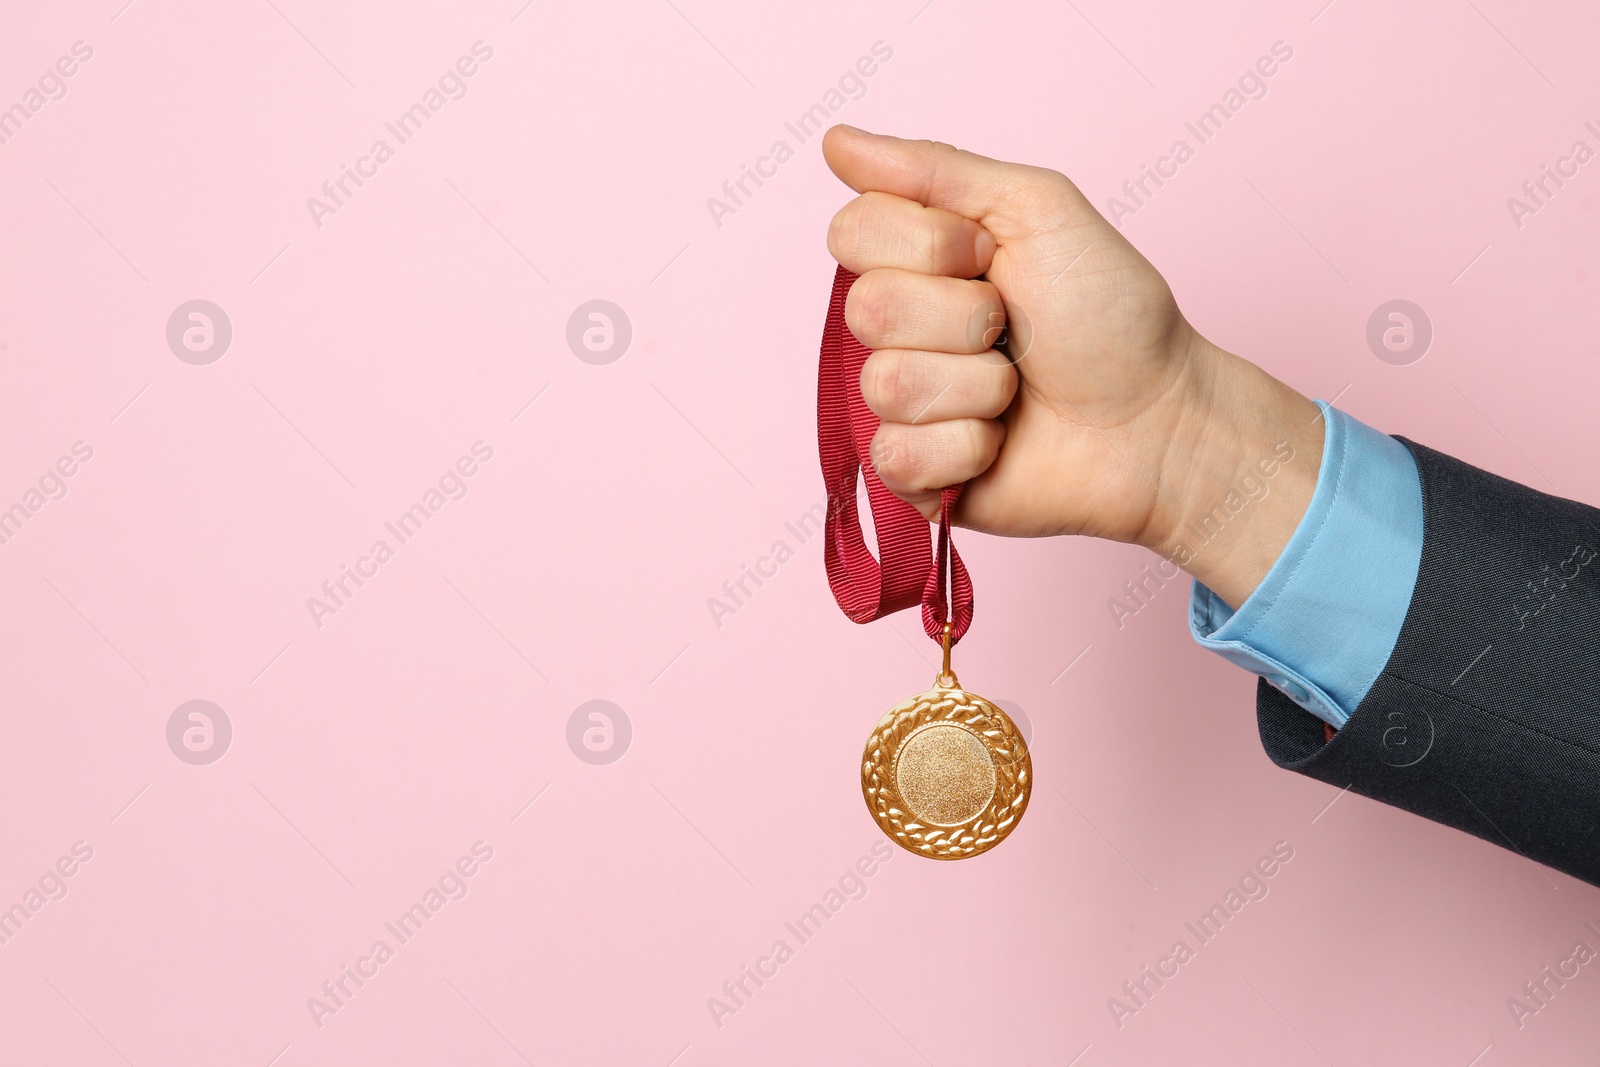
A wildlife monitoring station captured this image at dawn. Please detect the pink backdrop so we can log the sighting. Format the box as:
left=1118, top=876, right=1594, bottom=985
left=2, top=0, right=1598, bottom=1063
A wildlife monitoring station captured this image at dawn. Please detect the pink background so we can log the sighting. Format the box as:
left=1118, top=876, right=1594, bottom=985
left=3, top=0, right=1599, bottom=1063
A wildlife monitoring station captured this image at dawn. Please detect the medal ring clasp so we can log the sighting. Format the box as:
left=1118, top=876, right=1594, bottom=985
left=936, top=620, right=959, bottom=689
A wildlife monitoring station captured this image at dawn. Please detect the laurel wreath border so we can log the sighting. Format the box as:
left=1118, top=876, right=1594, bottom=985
left=860, top=686, right=1032, bottom=860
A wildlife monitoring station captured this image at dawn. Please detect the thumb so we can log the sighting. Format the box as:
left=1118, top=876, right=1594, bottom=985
left=821, top=125, right=1102, bottom=242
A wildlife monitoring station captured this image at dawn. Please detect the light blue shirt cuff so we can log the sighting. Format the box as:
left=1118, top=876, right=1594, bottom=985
left=1188, top=403, right=1424, bottom=729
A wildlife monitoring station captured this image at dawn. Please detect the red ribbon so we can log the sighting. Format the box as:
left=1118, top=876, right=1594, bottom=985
left=817, top=264, right=974, bottom=645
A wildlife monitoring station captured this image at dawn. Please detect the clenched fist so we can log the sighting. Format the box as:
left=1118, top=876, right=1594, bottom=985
left=822, top=125, right=1324, bottom=609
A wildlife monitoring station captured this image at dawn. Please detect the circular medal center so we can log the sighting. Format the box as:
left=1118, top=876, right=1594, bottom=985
left=894, top=723, right=996, bottom=827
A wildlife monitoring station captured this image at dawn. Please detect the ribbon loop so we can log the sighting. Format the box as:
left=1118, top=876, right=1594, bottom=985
left=817, top=265, right=974, bottom=644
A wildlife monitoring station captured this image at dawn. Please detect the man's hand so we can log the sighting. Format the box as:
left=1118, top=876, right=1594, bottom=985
left=822, top=125, right=1324, bottom=609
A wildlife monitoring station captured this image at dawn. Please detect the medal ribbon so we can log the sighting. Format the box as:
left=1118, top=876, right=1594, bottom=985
left=817, top=264, right=974, bottom=645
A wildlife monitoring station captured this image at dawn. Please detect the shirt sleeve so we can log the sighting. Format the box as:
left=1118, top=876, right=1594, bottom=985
left=1187, top=402, right=1424, bottom=729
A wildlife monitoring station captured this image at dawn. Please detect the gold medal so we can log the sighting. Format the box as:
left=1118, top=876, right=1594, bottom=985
left=861, top=623, right=1032, bottom=860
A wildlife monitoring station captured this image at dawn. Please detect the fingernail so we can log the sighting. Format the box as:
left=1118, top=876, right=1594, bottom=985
left=973, top=306, right=1007, bottom=350
left=975, top=228, right=997, bottom=268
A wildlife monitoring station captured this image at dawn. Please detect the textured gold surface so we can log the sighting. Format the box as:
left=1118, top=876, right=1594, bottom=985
left=860, top=681, right=1031, bottom=860
left=895, top=724, right=996, bottom=826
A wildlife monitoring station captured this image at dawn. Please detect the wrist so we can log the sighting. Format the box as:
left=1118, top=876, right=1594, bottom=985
left=1143, top=332, right=1325, bottom=609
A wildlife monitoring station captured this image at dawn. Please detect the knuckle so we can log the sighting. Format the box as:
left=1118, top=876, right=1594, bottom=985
left=946, top=418, right=987, bottom=471
left=964, top=417, right=995, bottom=460
left=828, top=198, right=871, bottom=263
left=926, top=220, right=946, bottom=273
left=862, top=350, right=912, bottom=417
left=1016, top=168, right=1081, bottom=224
left=846, top=273, right=895, bottom=343
left=928, top=218, right=972, bottom=277
left=826, top=207, right=852, bottom=261
left=874, top=425, right=932, bottom=491
left=968, top=285, right=1006, bottom=351
left=869, top=425, right=911, bottom=485
left=974, top=281, right=1004, bottom=317
left=1037, top=167, right=1075, bottom=196
left=991, top=360, right=1019, bottom=412
left=974, top=417, right=1005, bottom=463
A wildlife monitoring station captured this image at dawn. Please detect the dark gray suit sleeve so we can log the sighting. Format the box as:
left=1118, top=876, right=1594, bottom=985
left=1254, top=437, right=1600, bottom=886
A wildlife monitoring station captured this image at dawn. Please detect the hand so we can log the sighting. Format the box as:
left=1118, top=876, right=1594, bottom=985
left=822, top=126, right=1324, bottom=608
